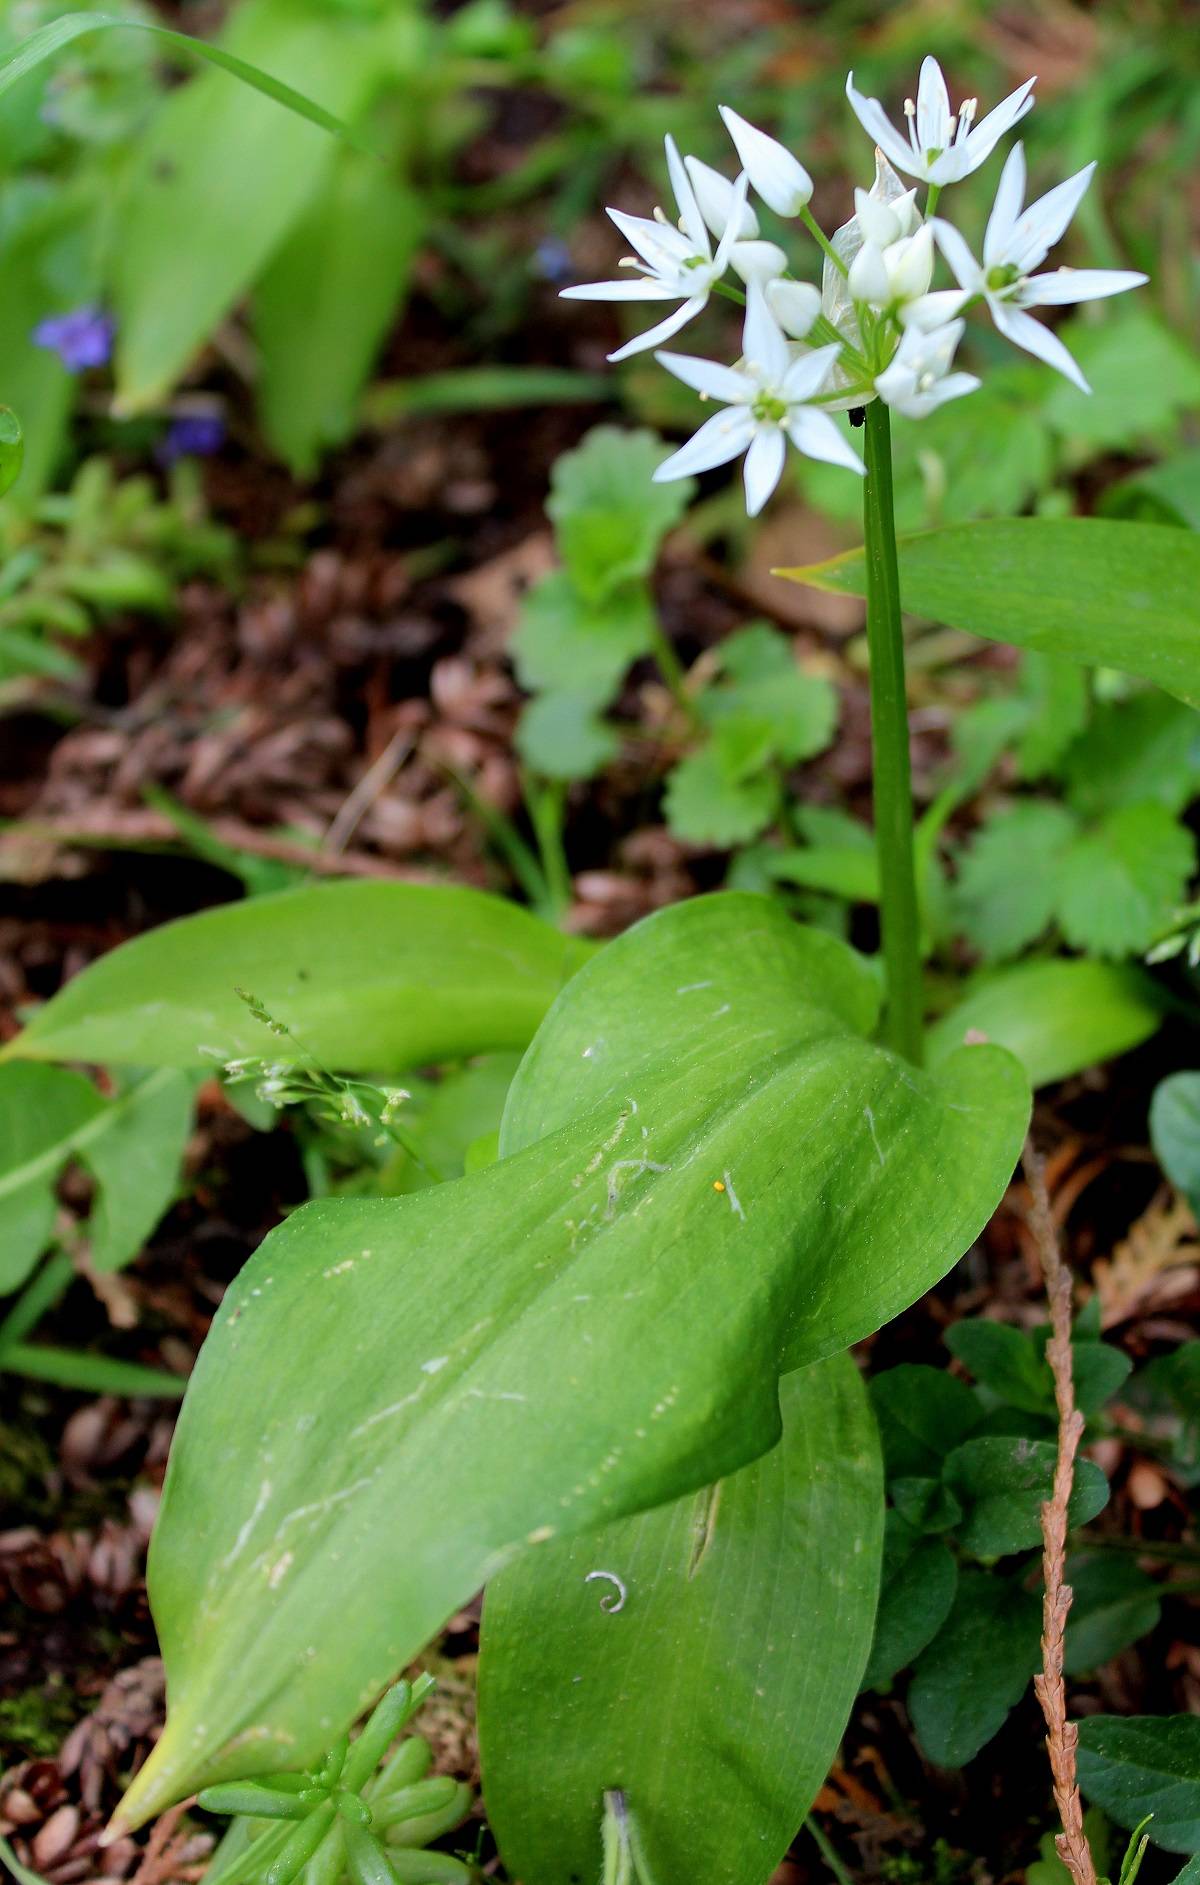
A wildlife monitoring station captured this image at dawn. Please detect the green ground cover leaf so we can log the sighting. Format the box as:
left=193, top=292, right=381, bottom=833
left=779, top=520, right=1200, bottom=708
left=478, top=1354, right=883, bottom=1885
left=953, top=803, right=1079, bottom=962
left=3, top=883, right=592, bottom=1071
left=943, top=1435, right=1109, bottom=1558
left=1063, top=1556, right=1163, bottom=1677
left=546, top=427, right=690, bottom=601
left=908, top=1570, right=1041, bottom=1766
left=1077, top=1717, right=1200, bottom=1853
left=861, top=1516, right=957, bottom=1689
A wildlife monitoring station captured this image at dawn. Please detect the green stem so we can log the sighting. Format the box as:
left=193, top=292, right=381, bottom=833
left=861, top=401, right=923, bottom=1063
left=805, top=1817, right=855, bottom=1885
left=800, top=205, right=847, bottom=277
left=0, top=1249, right=74, bottom=1360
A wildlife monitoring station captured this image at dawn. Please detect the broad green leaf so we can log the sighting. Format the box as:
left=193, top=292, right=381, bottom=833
left=1077, top=1717, right=1200, bottom=1854
left=516, top=692, right=620, bottom=779
left=861, top=1516, right=956, bottom=1688
left=1151, top=1072, right=1200, bottom=1209
left=1063, top=1555, right=1162, bottom=1676
left=779, top=521, right=1200, bottom=709
left=547, top=428, right=691, bottom=602
left=0, top=1065, right=193, bottom=1290
left=1058, top=805, right=1195, bottom=959
left=4, top=883, right=591, bottom=1072
left=868, top=1364, right=981, bottom=1479
left=908, top=1569, right=1041, bottom=1767
left=115, top=895, right=1028, bottom=1829
left=110, top=0, right=382, bottom=412
left=255, top=147, right=424, bottom=475
left=953, top=803, right=1078, bottom=963
left=943, top=1435, right=1109, bottom=1558
left=512, top=572, right=655, bottom=705
left=927, top=958, right=1165, bottom=1088
left=478, top=1354, right=883, bottom=1885
left=362, top=366, right=611, bottom=425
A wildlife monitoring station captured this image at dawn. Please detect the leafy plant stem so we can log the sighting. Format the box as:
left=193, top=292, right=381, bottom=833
left=804, top=1816, right=855, bottom=1885
left=525, top=775, right=573, bottom=920
left=861, top=401, right=923, bottom=1063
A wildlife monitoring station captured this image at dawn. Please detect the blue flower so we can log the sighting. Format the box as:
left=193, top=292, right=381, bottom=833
left=160, top=413, right=226, bottom=462
left=31, top=305, right=115, bottom=371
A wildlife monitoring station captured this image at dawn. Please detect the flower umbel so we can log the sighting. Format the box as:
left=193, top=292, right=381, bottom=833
left=652, top=284, right=864, bottom=515
left=560, top=54, right=1147, bottom=515
left=560, top=135, right=748, bottom=361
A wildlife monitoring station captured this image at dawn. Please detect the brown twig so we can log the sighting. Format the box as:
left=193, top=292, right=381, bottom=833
left=1024, top=1140, right=1098, bottom=1885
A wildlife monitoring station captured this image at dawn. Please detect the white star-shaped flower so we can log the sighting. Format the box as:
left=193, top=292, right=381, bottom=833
left=845, top=56, right=1036, bottom=187
left=651, top=283, right=864, bottom=516
left=929, top=143, right=1148, bottom=389
left=560, top=136, right=748, bottom=361
left=874, top=319, right=980, bottom=419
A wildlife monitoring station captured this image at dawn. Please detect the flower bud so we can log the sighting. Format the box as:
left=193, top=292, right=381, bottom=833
left=847, top=239, right=890, bottom=305
left=683, top=155, right=760, bottom=240
left=764, top=278, right=821, bottom=338
left=719, top=106, right=813, bottom=215
left=731, top=239, right=788, bottom=284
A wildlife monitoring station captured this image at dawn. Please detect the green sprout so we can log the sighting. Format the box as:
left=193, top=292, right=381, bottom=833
left=199, top=1677, right=474, bottom=1885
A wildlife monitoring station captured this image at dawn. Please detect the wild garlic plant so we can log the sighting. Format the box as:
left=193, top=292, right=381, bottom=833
left=563, top=56, right=1146, bottom=1060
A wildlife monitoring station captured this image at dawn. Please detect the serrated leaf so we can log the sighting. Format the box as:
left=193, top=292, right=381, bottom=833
left=664, top=743, right=778, bottom=847
left=4, top=883, right=590, bottom=1072
left=954, top=802, right=1078, bottom=963
left=1077, top=1716, right=1200, bottom=1854
left=943, top=1434, right=1109, bottom=1557
left=1015, top=654, right=1090, bottom=781
left=1062, top=695, right=1200, bottom=819
left=908, top=1570, right=1041, bottom=1767
left=516, top=692, right=620, bottom=780
left=1064, top=1554, right=1162, bottom=1676
left=1058, top=804, right=1195, bottom=958
left=512, top=571, right=655, bottom=705
left=862, top=1514, right=957, bottom=1689
left=779, top=520, right=1200, bottom=709
left=115, top=895, right=1029, bottom=1830
left=700, top=622, right=839, bottom=767
left=547, top=427, right=690, bottom=602
left=478, top=1353, right=883, bottom=1885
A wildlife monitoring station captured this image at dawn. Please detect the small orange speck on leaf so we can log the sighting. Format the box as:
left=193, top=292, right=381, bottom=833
left=713, top=1180, right=726, bottom=1193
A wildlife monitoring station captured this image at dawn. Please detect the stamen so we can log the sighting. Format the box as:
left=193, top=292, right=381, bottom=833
left=653, top=205, right=670, bottom=225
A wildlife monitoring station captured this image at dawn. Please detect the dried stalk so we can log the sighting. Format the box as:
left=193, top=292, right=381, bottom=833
left=1024, top=1141, right=1097, bottom=1885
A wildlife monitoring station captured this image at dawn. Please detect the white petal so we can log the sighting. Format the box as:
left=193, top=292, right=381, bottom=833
left=608, top=207, right=690, bottom=274
left=684, top=155, right=759, bottom=240
left=1007, top=162, right=1095, bottom=274
left=559, top=278, right=678, bottom=302
left=983, top=143, right=1026, bottom=268
left=991, top=299, right=1090, bottom=391
left=655, top=349, right=755, bottom=403
left=854, top=187, right=900, bottom=248
left=710, top=172, right=752, bottom=277
left=742, top=280, right=790, bottom=384
left=961, top=77, right=1037, bottom=176
left=743, top=427, right=787, bottom=515
left=781, top=341, right=844, bottom=402
left=916, top=56, right=952, bottom=154
left=786, top=408, right=866, bottom=475
left=719, top=105, right=813, bottom=215
left=844, top=74, right=920, bottom=178
left=765, top=278, right=822, bottom=338
left=1019, top=266, right=1148, bottom=306
left=665, top=135, right=711, bottom=260
left=731, top=239, right=789, bottom=284
left=607, top=294, right=709, bottom=362
left=848, top=239, right=890, bottom=305
left=930, top=217, right=983, bottom=293
left=652, top=407, right=756, bottom=480
left=902, top=288, right=970, bottom=329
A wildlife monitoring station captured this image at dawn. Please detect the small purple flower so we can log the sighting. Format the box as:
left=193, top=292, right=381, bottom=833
left=159, top=413, right=226, bottom=463
left=533, top=237, right=574, bottom=285
left=31, top=305, right=115, bottom=372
